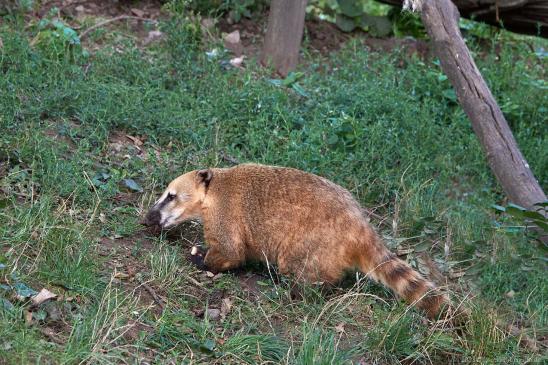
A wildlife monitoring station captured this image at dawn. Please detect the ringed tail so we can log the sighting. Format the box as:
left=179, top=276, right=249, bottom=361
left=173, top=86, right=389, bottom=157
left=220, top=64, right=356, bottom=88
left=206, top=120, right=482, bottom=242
left=359, top=237, right=450, bottom=319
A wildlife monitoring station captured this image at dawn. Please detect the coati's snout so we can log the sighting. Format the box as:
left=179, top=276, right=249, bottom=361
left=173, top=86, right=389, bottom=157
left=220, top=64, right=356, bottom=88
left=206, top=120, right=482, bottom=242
left=141, top=207, right=161, bottom=227
left=141, top=169, right=213, bottom=229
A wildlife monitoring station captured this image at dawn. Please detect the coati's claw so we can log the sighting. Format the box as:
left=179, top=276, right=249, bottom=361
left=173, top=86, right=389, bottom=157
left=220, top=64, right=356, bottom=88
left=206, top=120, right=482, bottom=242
left=189, top=246, right=208, bottom=270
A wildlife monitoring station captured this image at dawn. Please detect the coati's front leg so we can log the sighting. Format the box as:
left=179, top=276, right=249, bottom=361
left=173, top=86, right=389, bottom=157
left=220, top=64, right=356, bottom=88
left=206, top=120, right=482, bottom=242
left=204, top=246, right=245, bottom=273
left=200, top=224, right=246, bottom=273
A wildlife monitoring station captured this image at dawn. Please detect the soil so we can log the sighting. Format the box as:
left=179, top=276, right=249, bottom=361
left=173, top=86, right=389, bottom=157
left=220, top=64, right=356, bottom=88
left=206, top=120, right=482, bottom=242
left=36, top=0, right=164, bottom=20
left=36, top=0, right=430, bottom=62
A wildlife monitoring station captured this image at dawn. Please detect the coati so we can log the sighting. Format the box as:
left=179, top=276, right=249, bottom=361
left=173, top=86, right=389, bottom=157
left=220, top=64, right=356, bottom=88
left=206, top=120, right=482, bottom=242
left=142, top=163, right=449, bottom=318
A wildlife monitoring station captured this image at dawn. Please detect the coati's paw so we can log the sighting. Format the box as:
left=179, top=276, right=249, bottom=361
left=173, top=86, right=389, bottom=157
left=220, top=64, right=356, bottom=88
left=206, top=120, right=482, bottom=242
left=189, top=246, right=208, bottom=270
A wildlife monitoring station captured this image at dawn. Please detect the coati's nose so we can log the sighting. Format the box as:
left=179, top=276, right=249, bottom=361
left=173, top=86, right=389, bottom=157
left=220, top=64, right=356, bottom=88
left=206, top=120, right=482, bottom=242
left=141, top=209, right=161, bottom=227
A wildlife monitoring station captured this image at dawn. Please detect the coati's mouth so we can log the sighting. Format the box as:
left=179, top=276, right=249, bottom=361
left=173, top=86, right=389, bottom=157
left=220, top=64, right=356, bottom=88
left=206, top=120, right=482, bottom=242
left=141, top=208, right=161, bottom=227
left=141, top=209, right=181, bottom=230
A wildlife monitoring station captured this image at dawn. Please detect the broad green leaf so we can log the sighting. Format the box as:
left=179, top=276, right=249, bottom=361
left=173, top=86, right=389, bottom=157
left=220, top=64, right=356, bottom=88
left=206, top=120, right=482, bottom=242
left=282, top=72, right=304, bottom=87
left=414, top=241, right=431, bottom=253
left=337, top=0, right=363, bottom=17
left=442, top=88, right=457, bottom=102
left=34, top=309, right=47, bottom=321
left=335, top=14, right=356, bottom=33
left=506, top=206, right=526, bottom=219
left=291, top=83, right=309, bottom=97
left=123, top=178, right=143, bottom=193
left=523, top=210, right=546, bottom=221
left=327, top=134, right=339, bottom=145
left=268, top=79, right=282, bottom=87
left=1, top=299, right=14, bottom=311
left=0, top=199, right=10, bottom=209
left=14, top=282, right=38, bottom=298
left=200, top=338, right=216, bottom=353
left=491, top=204, right=506, bottom=212
left=507, top=203, right=526, bottom=211
left=359, top=14, right=392, bottom=37
left=532, top=220, right=548, bottom=232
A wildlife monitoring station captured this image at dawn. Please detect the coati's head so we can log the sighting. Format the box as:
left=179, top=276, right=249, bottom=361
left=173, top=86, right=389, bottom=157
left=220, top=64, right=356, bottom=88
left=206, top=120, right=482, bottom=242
left=141, top=169, right=212, bottom=229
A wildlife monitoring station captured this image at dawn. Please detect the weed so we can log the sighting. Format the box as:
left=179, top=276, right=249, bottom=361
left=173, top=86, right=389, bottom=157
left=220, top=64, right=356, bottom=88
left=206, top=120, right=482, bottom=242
left=0, top=7, right=546, bottom=364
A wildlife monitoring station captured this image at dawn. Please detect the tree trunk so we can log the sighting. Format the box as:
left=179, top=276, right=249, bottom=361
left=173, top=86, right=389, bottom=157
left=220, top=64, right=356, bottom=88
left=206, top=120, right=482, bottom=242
left=418, top=0, right=546, bottom=212
left=377, top=0, right=548, bottom=38
left=261, top=0, right=308, bottom=76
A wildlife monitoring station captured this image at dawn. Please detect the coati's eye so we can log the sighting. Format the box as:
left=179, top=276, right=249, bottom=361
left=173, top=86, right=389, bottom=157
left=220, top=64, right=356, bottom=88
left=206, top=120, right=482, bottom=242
left=166, top=193, right=176, bottom=202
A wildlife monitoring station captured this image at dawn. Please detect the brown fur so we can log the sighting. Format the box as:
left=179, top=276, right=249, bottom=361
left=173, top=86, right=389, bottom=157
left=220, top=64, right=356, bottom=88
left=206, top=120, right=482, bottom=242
left=143, top=163, right=449, bottom=318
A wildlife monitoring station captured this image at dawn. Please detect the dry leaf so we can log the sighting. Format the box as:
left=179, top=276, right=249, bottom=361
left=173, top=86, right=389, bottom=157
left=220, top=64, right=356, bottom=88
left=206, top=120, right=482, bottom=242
left=448, top=268, right=466, bottom=279
left=32, top=288, right=57, bottom=306
left=24, top=310, right=33, bottom=325
left=507, top=324, right=539, bottom=352
left=223, top=30, right=240, bottom=44
left=334, top=322, right=346, bottom=334
left=144, top=30, right=164, bottom=45
left=220, top=297, right=232, bottom=320
left=125, top=134, right=143, bottom=147
left=126, top=265, right=137, bottom=278
left=505, top=290, right=515, bottom=298
left=223, top=30, right=243, bottom=55
left=114, top=271, right=130, bottom=279
left=130, top=8, right=145, bottom=17
left=396, top=246, right=414, bottom=255
left=201, top=18, right=215, bottom=31
left=229, top=56, right=245, bottom=68
left=205, top=271, right=215, bottom=278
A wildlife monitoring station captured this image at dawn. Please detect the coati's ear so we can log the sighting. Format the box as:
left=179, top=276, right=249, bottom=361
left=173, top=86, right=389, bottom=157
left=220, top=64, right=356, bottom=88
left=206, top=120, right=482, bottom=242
left=196, top=169, right=213, bottom=187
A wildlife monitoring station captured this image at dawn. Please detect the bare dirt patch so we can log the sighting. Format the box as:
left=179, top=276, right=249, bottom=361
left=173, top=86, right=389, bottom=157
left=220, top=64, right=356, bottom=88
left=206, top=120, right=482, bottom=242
left=37, top=0, right=164, bottom=20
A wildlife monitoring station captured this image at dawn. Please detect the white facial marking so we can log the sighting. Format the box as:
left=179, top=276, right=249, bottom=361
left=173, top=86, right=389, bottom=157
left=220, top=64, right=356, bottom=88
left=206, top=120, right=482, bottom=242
left=161, top=207, right=186, bottom=228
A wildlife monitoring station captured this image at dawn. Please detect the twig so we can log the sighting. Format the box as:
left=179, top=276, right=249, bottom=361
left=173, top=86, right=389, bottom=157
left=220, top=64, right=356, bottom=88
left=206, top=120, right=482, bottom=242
left=39, top=327, right=65, bottom=345
left=363, top=208, right=391, bottom=227
left=186, top=275, right=206, bottom=288
left=220, top=151, right=240, bottom=165
left=80, top=15, right=157, bottom=40
left=136, top=277, right=165, bottom=311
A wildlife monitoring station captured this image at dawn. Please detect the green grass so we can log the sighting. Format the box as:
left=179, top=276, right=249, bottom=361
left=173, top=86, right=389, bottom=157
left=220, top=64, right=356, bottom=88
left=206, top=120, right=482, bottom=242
left=1, top=6, right=547, bottom=364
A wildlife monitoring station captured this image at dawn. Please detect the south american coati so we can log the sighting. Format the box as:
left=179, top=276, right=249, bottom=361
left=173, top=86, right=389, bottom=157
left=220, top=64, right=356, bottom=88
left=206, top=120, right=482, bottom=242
left=142, top=163, right=449, bottom=318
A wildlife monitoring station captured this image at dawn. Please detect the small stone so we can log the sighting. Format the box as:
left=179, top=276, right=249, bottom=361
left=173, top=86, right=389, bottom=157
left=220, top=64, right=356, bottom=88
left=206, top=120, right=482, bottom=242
left=223, top=30, right=243, bottom=56
left=224, top=30, right=240, bottom=44
left=206, top=308, right=220, bottom=321
left=505, top=290, right=515, bottom=298
left=131, top=8, right=145, bottom=18
left=143, top=30, right=164, bottom=45
left=201, top=18, right=215, bottom=30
